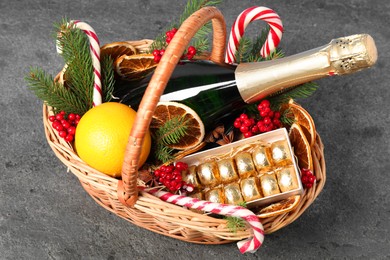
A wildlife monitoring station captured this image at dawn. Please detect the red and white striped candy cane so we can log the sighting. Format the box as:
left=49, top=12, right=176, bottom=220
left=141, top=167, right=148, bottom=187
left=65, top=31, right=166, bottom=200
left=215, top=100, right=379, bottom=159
left=225, top=6, right=283, bottom=64
left=145, top=188, right=265, bottom=254
left=71, top=20, right=102, bottom=107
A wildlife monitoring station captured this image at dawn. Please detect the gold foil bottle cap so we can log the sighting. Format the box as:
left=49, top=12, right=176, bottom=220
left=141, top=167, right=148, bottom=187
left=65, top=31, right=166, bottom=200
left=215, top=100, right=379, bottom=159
left=329, top=34, right=378, bottom=74
left=217, top=158, right=239, bottom=183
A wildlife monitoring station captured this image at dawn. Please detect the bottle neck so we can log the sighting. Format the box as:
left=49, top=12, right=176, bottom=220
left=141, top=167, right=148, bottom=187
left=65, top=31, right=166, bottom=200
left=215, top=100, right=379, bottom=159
left=235, top=34, right=377, bottom=103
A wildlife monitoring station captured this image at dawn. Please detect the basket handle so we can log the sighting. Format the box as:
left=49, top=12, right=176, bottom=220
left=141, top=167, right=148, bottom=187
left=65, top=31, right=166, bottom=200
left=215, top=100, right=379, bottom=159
left=117, top=7, right=227, bottom=207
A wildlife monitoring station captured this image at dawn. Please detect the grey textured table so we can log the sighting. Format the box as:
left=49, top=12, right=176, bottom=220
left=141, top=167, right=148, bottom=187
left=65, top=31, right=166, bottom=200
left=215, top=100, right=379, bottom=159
left=1, top=0, right=389, bottom=259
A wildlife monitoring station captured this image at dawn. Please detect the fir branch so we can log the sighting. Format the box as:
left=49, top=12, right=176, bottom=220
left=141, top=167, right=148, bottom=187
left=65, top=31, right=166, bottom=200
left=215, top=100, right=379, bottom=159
left=155, top=143, right=175, bottom=163
left=268, top=82, right=319, bottom=110
left=149, top=0, right=222, bottom=53
left=101, top=55, right=115, bottom=102
left=153, top=116, right=190, bottom=163
left=235, top=37, right=252, bottom=64
left=25, top=68, right=88, bottom=115
left=56, top=20, right=94, bottom=109
left=157, top=116, right=189, bottom=145
left=225, top=202, right=247, bottom=233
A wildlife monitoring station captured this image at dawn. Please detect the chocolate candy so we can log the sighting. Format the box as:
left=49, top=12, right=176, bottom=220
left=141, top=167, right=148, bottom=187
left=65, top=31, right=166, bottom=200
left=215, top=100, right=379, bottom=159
left=197, top=161, right=220, bottom=187
left=224, top=183, right=244, bottom=205
left=252, top=145, right=273, bottom=173
left=217, top=158, right=239, bottom=183
left=240, top=177, right=262, bottom=202
left=205, top=187, right=224, bottom=203
left=182, top=165, right=201, bottom=189
left=276, top=166, right=299, bottom=192
left=260, top=173, right=281, bottom=197
left=235, top=152, right=256, bottom=178
left=271, top=139, right=292, bottom=166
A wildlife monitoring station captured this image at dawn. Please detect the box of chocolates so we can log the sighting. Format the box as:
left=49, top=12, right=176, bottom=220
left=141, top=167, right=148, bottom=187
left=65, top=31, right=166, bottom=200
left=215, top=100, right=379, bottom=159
left=181, top=128, right=303, bottom=209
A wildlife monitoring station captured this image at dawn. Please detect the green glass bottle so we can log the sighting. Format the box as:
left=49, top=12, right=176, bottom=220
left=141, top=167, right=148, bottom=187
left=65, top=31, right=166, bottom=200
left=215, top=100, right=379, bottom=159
left=118, top=34, right=376, bottom=129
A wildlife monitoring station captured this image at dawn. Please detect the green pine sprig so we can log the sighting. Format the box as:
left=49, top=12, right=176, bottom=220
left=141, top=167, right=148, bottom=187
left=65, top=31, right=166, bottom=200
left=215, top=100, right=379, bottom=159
left=149, top=0, right=222, bottom=53
left=25, top=68, right=88, bottom=115
left=268, top=82, right=320, bottom=111
left=225, top=202, right=247, bottom=233
left=153, top=116, right=190, bottom=163
left=236, top=26, right=285, bottom=63
left=26, top=18, right=115, bottom=115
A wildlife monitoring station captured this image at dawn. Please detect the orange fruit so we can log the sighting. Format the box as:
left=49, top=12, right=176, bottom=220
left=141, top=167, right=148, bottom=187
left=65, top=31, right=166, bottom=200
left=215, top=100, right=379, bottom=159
left=257, top=195, right=301, bottom=218
left=289, top=123, right=313, bottom=171
left=100, top=41, right=137, bottom=61
left=114, top=54, right=157, bottom=80
left=75, top=102, right=151, bottom=177
left=283, top=102, right=316, bottom=147
left=150, top=101, right=205, bottom=150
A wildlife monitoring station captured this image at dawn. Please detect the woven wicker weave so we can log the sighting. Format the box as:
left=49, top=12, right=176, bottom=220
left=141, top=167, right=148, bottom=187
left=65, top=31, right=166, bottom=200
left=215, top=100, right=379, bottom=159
left=43, top=7, right=326, bottom=244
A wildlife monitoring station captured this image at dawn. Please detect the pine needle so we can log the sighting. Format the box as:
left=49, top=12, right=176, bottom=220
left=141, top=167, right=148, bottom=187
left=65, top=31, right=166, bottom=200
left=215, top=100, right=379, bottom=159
left=153, top=116, right=190, bottom=163
left=149, top=0, right=222, bottom=53
left=25, top=68, right=88, bottom=115
left=269, top=82, right=320, bottom=110
left=225, top=202, right=247, bottom=233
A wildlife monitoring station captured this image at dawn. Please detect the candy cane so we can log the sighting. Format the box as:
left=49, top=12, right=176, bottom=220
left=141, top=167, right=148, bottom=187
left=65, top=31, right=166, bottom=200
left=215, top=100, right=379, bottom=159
left=72, top=20, right=102, bottom=107
left=225, top=6, right=283, bottom=64
left=56, top=20, right=102, bottom=107
left=145, top=188, right=265, bottom=254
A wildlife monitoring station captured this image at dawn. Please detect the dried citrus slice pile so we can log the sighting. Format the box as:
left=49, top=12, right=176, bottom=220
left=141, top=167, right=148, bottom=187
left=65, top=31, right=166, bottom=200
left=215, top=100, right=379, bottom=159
left=283, top=101, right=316, bottom=147
left=114, top=54, right=157, bottom=80
left=101, top=41, right=137, bottom=60
left=100, top=41, right=157, bottom=81
left=289, top=123, right=313, bottom=171
left=257, top=195, right=301, bottom=218
left=150, top=101, right=205, bottom=150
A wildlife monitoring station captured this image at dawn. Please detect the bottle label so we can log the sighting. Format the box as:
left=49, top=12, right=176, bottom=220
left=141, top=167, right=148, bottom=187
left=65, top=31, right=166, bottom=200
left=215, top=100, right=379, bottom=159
left=160, top=80, right=237, bottom=102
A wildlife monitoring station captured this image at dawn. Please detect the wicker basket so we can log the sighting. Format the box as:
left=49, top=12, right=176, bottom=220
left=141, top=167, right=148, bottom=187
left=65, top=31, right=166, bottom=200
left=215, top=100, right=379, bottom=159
left=43, top=7, right=326, bottom=244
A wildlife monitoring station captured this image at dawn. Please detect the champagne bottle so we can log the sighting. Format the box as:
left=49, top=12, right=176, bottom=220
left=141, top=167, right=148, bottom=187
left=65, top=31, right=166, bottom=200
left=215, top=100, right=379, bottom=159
left=119, top=34, right=377, bottom=128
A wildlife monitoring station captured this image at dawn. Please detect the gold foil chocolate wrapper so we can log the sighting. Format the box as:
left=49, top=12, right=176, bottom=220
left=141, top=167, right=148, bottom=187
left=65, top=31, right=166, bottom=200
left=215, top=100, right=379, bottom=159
left=252, top=145, right=273, bottom=173
left=240, top=177, right=262, bottom=202
left=205, top=188, right=224, bottom=203
left=276, top=166, right=299, bottom=192
left=182, top=165, right=201, bottom=189
left=190, top=192, right=203, bottom=200
left=197, top=161, right=220, bottom=187
left=217, top=159, right=239, bottom=183
left=271, top=140, right=292, bottom=166
left=224, top=183, right=244, bottom=205
left=260, top=173, right=281, bottom=197
left=235, top=152, right=256, bottom=178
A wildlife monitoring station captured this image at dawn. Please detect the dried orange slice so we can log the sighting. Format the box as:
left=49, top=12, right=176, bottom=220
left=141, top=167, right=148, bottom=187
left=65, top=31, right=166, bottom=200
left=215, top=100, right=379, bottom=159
left=100, top=41, right=137, bottom=60
left=289, top=123, right=313, bottom=171
left=257, top=195, right=301, bottom=218
left=114, top=54, right=157, bottom=80
left=283, top=102, right=316, bottom=147
left=150, top=101, right=205, bottom=150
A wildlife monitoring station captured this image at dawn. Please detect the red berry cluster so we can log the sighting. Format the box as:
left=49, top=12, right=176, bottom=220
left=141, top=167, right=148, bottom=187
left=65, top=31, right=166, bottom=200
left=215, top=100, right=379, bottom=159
left=49, top=111, right=80, bottom=142
left=165, top=27, right=178, bottom=44
left=301, top=168, right=316, bottom=188
left=233, top=100, right=282, bottom=138
left=154, top=162, right=193, bottom=192
left=152, top=28, right=197, bottom=63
